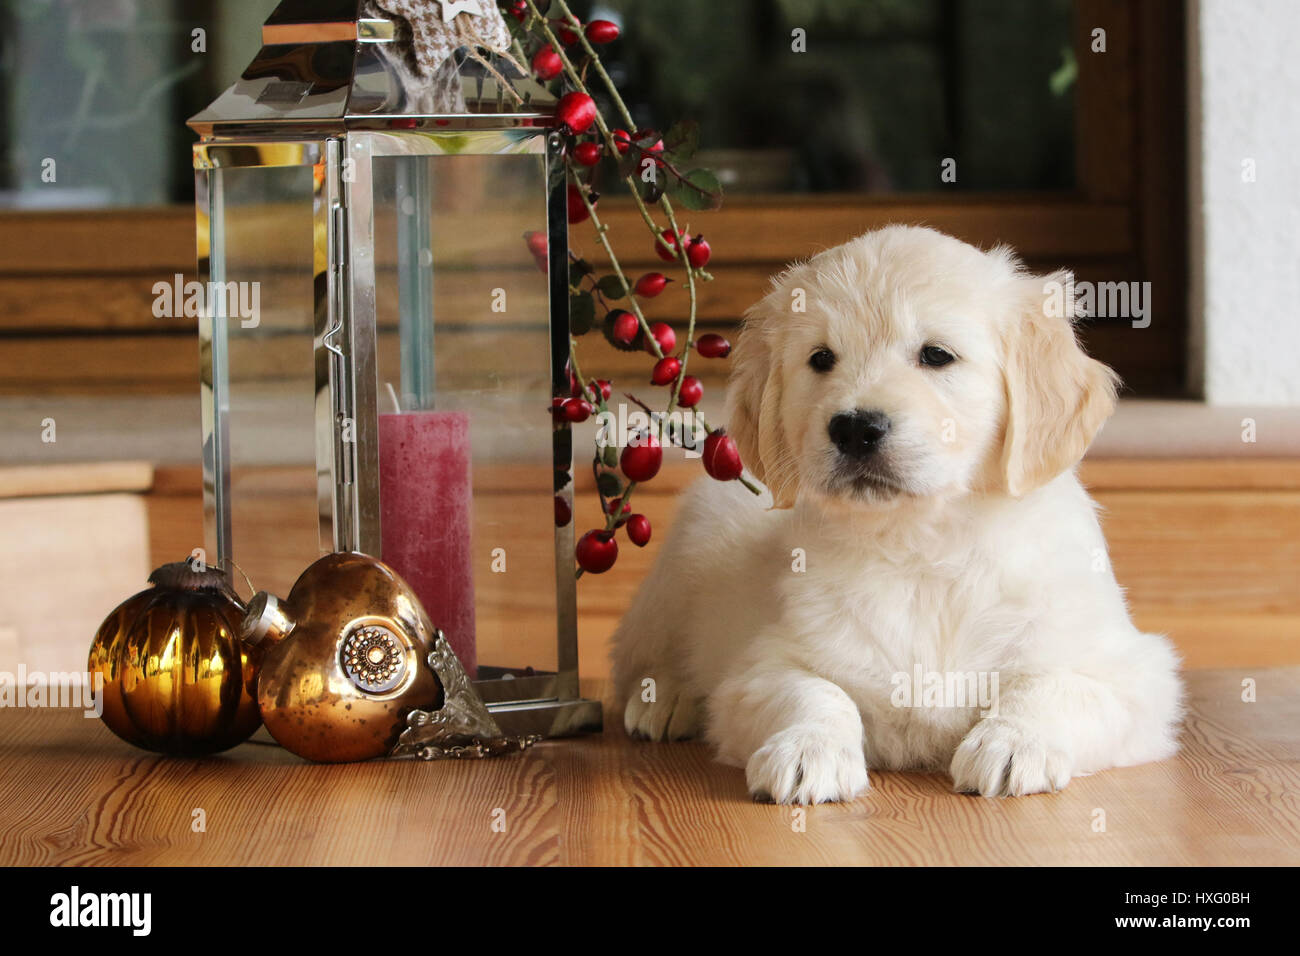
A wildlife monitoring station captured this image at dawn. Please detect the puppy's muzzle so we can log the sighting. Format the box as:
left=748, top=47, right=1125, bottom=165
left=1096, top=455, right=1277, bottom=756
left=828, top=409, right=891, bottom=460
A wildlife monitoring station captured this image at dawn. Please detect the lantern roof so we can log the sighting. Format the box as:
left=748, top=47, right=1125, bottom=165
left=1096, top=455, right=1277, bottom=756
left=188, top=0, right=556, bottom=138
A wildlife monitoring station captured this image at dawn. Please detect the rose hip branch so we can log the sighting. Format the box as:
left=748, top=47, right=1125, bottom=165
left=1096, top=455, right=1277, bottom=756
left=506, top=0, right=759, bottom=578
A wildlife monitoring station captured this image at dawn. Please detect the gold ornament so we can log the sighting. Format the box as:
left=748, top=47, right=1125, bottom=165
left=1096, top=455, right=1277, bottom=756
left=244, top=551, right=540, bottom=763
left=243, top=552, right=445, bottom=763
left=88, top=562, right=262, bottom=755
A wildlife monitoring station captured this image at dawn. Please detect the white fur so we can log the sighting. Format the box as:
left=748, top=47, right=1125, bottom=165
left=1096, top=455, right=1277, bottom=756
left=611, top=226, right=1185, bottom=804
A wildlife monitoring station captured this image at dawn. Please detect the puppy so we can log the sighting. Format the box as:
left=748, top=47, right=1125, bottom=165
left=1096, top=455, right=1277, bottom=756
left=610, top=225, right=1184, bottom=804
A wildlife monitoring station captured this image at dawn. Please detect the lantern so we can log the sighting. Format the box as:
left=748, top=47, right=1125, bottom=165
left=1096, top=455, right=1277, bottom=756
left=187, top=0, right=600, bottom=738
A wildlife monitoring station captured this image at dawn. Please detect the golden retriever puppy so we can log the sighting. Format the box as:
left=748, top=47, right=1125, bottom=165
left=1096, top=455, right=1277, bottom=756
left=610, top=225, right=1184, bottom=804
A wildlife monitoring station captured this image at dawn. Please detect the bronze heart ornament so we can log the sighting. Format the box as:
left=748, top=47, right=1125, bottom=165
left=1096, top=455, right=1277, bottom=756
left=242, top=551, right=537, bottom=763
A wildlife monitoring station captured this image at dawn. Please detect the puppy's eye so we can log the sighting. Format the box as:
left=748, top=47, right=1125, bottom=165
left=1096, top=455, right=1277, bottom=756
left=919, top=345, right=956, bottom=368
left=809, top=347, right=836, bottom=373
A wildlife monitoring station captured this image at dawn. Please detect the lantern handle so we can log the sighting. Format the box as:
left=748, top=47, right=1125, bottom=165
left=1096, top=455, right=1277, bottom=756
left=322, top=200, right=346, bottom=360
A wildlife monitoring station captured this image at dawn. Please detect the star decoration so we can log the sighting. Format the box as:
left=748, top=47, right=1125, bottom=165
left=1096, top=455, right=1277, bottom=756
left=440, top=0, right=483, bottom=22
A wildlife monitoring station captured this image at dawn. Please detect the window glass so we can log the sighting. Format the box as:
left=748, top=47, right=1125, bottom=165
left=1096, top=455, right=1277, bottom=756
left=0, top=0, right=1075, bottom=206
left=0, top=0, right=276, bottom=208
left=572, top=0, right=1076, bottom=193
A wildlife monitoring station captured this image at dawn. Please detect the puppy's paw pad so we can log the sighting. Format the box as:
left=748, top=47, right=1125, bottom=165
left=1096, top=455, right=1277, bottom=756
left=746, top=727, right=869, bottom=805
left=623, top=684, right=701, bottom=741
left=950, top=717, right=1072, bottom=797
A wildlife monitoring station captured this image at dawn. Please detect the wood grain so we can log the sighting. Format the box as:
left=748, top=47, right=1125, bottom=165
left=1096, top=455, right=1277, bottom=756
left=0, top=461, right=153, bottom=499
left=1081, top=458, right=1300, bottom=490
left=0, top=669, right=1295, bottom=866
left=0, top=193, right=1170, bottom=395
left=0, top=199, right=1133, bottom=278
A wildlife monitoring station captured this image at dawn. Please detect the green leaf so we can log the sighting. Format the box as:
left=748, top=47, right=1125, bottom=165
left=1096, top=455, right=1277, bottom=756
left=671, top=167, right=724, bottom=211
left=569, top=291, right=595, bottom=335
left=663, top=120, right=700, bottom=162
left=595, top=274, right=627, bottom=299
left=602, top=444, right=619, bottom=468
left=615, top=151, right=640, bottom=180
left=596, top=472, right=623, bottom=498
left=569, top=257, right=595, bottom=282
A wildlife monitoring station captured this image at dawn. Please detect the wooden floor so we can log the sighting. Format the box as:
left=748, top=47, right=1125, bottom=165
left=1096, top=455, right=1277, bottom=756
left=2, top=457, right=1295, bottom=865
left=1, top=668, right=1297, bottom=866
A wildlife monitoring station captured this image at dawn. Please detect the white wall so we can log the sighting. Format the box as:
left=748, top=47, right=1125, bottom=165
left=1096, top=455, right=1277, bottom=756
left=1191, top=0, right=1300, bottom=405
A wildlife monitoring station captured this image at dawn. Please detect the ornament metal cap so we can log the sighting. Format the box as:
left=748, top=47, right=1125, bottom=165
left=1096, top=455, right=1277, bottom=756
left=241, top=591, right=295, bottom=647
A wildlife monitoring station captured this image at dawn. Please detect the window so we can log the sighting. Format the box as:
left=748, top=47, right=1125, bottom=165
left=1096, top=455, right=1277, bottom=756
left=0, top=1, right=1189, bottom=399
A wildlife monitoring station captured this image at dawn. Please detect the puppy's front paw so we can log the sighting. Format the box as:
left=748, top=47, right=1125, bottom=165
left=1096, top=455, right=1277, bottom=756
left=746, top=726, right=869, bottom=805
left=950, top=717, right=1072, bottom=797
left=623, top=681, right=701, bottom=741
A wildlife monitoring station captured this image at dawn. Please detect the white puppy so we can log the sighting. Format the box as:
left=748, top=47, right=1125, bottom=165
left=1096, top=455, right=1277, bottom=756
left=610, top=226, right=1184, bottom=804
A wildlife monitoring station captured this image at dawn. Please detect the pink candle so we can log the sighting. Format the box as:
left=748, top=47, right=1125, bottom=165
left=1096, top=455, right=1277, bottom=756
left=378, top=410, right=476, bottom=677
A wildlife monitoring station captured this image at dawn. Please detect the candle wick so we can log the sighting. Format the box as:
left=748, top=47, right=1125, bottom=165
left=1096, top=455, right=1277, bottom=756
left=384, top=381, right=402, bottom=414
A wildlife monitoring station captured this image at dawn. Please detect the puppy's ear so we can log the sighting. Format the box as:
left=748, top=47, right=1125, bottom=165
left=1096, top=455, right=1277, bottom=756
left=726, top=302, right=797, bottom=508
left=999, top=270, right=1119, bottom=497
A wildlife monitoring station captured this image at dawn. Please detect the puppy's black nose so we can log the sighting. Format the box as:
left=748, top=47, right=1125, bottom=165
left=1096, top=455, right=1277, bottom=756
left=828, top=410, right=890, bottom=459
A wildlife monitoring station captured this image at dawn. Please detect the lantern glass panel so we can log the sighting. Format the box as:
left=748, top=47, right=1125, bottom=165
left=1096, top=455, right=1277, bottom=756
left=367, top=135, right=559, bottom=680
left=201, top=161, right=324, bottom=598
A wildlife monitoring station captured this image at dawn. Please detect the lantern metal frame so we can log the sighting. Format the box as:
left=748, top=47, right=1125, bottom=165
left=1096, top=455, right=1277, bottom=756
left=188, top=2, right=600, bottom=737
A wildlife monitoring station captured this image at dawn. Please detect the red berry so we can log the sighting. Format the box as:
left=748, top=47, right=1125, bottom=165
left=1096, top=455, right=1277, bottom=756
left=655, top=228, right=686, bottom=262
left=651, top=356, right=682, bottom=386
left=686, top=235, right=712, bottom=269
left=620, top=432, right=662, bottom=483
left=677, top=375, right=703, bottom=408
left=585, top=19, right=620, bottom=44
left=524, top=230, right=548, bottom=260
left=556, top=21, right=582, bottom=45
left=576, top=529, right=618, bottom=573
left=611, top=129, right=632, bottom=155
left=567, top=184, right=595, bottom=223
left=645, top=321, right=676, bottom=356
left=574, top=377, right=607, bottom=402
left=551, top=397, right=591, bottom=423
left=633, top=272, right=672, bottom=297
left=696, top=333, right=731, bottom=358
left=508, top=1, right=528, bottom=22
left=573, top=141, right=602, bottom=166
left=703, top=429, right=744, bottom=481
left=554, top=496, right=572, bottom=527
left=556, top=91, right=597, bottom=135
left=608, top=310, right=641, bottom=348
left=626, top=514, right=652, bottom=547
left=532, top=45, right=562, bottom=81
left=635, top=130, right=665, bottom=168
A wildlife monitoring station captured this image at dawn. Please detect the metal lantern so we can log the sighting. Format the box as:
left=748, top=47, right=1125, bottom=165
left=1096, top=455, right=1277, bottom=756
left=187, top=0, right=600, bottom=737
